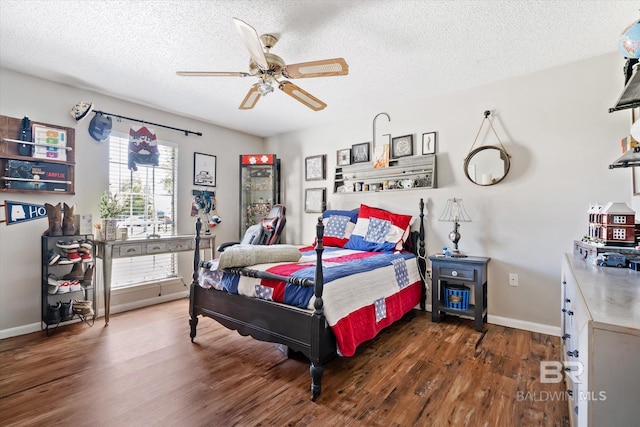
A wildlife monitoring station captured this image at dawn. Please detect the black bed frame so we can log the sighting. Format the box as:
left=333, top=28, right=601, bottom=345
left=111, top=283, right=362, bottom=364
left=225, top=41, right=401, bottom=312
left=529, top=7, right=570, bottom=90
left=189, top=199, right=426, bottom=400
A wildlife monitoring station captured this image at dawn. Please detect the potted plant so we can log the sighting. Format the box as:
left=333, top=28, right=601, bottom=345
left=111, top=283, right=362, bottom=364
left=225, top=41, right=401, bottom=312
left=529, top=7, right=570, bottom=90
left=99, top=191, right=124, bottom=240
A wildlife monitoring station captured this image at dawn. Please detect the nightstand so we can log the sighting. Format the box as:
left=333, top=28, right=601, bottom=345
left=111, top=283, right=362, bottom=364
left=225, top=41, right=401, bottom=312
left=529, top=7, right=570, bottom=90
left=429, top=255, right=490, bottom=332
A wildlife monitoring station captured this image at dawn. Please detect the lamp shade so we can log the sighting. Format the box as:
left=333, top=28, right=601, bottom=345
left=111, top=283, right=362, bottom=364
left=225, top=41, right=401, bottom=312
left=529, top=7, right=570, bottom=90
left=619, top=19, right=640, bottom=58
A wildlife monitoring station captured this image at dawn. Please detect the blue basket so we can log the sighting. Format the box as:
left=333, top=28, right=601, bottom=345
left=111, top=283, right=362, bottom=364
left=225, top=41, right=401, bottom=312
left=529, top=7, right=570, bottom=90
left=445, top=285, right=470, bottom=310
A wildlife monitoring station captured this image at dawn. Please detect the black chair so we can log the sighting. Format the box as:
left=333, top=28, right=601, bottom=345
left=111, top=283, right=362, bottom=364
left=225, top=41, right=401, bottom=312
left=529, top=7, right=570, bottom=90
left=218, top=204, right=286, bottom=252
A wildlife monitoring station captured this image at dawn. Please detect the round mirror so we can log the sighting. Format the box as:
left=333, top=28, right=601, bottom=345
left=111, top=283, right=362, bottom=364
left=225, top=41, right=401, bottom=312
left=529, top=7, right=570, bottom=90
left=464, top=145, right=511, bottom=186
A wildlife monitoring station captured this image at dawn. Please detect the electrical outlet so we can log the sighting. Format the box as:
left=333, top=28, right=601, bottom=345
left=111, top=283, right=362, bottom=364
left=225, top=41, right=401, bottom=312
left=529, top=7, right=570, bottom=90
left=509, top=273, right=519, bottom=286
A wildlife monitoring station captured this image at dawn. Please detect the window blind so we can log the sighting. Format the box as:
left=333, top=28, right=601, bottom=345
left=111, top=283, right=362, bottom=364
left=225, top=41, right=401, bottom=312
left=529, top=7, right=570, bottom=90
left=108, top=134, right=178, bottom=288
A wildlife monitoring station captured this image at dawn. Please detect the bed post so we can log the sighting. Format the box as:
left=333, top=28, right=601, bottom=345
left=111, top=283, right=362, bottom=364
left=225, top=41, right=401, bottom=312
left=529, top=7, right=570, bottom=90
left=189, top=217, right=202, bottom=342
left=417, top=198, right=427, bottom=310
left=310, top=216, right=325, bottom=401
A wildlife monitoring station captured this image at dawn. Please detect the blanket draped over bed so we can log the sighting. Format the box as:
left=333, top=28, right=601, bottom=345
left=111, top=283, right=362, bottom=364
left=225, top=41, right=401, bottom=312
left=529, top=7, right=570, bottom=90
left=189, top=198, right=427, bottom=400
left=200, top=247, right=422, bottom=356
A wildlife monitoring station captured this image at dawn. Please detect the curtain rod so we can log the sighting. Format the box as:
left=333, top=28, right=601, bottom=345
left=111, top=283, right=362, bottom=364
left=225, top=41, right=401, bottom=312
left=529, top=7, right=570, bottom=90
left=93, top=110, right=203, bottom=136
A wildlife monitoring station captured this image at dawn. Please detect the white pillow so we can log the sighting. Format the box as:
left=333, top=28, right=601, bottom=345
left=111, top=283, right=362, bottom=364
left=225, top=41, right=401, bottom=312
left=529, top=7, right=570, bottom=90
left=217, top=244, right=302, bottom=269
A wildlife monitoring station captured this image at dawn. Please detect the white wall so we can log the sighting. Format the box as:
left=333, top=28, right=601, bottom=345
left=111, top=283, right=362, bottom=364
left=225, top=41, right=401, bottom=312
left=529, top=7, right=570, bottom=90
left=267, top=52, right=638, bottom=333
left=0, top=69, right=263, bottom=336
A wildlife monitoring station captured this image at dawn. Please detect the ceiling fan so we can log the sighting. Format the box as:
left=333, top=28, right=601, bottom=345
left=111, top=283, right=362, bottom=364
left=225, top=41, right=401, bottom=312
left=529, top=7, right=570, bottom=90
left=176, top=18, right=349, bottom=111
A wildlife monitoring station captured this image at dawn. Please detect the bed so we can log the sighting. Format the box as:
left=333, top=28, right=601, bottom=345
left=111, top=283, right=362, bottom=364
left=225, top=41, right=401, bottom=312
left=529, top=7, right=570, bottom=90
left=189, top=199, right=427, bottom=400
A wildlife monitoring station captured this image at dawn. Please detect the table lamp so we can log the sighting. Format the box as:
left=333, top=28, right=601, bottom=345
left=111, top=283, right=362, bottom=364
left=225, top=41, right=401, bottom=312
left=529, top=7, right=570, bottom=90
left=438, top=198, right=471, bottom=256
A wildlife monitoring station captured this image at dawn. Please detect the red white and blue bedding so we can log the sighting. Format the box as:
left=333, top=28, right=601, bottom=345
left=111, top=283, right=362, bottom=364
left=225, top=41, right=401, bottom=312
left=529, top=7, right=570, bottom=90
left=199, top=246, right=422, bottom=356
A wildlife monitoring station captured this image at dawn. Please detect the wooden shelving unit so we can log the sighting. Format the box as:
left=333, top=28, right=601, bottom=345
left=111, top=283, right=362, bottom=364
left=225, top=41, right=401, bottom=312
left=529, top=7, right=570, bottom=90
left=0, top=115, right=75, bottom=194
left=333, top=154, right=436, bottom=194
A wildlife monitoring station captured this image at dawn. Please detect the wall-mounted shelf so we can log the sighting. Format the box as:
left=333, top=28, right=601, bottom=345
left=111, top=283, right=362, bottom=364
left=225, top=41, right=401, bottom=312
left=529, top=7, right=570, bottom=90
left=334, top=154, right=436, bottom=194
left=0, top=115, right=75, bottom=194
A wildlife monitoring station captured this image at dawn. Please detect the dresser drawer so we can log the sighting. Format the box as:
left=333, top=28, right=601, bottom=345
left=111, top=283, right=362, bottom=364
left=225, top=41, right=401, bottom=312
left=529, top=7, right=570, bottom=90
left=145, top=241, right=169, bottom=254
left=436, top=265, right=476, bottom=282
left=117, top=243, right=143, bottom=257
left=169, top=240, right=192, bottom=252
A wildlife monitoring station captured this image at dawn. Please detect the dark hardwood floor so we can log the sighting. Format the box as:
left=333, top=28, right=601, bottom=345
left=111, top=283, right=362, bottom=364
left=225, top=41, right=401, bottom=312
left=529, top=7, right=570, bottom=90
left=0, top=299, right=569, bottom=426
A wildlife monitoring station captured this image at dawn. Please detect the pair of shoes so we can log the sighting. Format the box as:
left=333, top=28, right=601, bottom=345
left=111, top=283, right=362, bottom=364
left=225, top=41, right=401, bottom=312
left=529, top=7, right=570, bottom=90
left=48, top=274, right=81, bottom=294
left=43, top=203, right=76, bottom=236
left=72, top=300, right=94, bottom=317
left=56, top=240, right=83, bottom=264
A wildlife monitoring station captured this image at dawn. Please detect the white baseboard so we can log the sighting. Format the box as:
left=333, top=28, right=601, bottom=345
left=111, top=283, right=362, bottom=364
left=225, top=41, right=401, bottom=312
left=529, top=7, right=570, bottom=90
left=0, top=291, right=189, bottom=340
left=487, top=315, right=560, bottom=337
left=420, top=305, right=560, bottom=337
left=106, top=291, right=189, bottom=316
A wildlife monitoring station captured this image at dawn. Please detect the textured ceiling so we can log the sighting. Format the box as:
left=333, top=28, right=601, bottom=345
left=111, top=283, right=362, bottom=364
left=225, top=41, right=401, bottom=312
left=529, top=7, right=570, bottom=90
left=0, top=1, right=637, bottom=137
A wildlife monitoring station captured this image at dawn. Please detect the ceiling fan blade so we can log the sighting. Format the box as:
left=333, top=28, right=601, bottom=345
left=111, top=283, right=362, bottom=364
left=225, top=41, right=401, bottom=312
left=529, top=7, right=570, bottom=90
left=279, top=81, right=327, bottom=111
left=283, top=58, right=349, bottom=79
left=176, top=71, right=251, bottom=77
left=239, top=84, right=261, bottom=110
left=233, top=18, right=269, bottom=70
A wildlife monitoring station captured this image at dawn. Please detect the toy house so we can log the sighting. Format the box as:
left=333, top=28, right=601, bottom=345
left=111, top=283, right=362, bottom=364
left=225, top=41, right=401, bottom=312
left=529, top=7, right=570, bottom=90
left=588, top=202, right=637, bottom=247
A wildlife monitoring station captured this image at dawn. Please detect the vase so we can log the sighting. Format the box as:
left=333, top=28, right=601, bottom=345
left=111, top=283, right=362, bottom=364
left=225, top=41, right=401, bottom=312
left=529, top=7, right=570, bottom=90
left=102, top=219, right=118, bottom=241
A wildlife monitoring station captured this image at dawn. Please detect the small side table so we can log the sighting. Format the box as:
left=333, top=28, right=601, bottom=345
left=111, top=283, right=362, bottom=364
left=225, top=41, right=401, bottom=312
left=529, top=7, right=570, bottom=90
left=429, top=255, right=490, bottom=332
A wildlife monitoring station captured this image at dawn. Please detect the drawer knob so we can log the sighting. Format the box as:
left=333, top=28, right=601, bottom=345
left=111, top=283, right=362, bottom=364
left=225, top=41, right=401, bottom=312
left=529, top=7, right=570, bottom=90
left=451, top=270, right=458, bottom=277
left=566, top=350, right=579, bottom=358
left=562, top=333, right=571, bottom=341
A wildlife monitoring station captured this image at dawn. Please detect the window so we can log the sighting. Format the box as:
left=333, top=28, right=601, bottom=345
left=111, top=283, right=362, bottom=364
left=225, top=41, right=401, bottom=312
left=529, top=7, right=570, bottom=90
left=108, top=133, right=178, bottom=288
left=612, top=228, right=626, bottom=240
left=613, top=215, right=627, bottom=224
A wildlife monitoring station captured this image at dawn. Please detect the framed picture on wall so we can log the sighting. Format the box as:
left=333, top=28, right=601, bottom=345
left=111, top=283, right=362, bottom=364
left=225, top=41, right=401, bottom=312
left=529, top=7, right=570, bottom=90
left=305, top=154, right=326, bottom=181
left=305, top=188, right=326, bottom=213
left=391, top=134, right=413, bottom=159
left=351, top=142, right=370, bottom=163
left=422, top=132, right=436, bottom=155
left=337, top=148, right=351, bottom=166
left=193, top=152, right=216, bottom=187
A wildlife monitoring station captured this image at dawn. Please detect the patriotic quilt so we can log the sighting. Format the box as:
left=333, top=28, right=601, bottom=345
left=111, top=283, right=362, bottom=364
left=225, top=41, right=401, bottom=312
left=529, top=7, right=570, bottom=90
left=199, top=246, right=422, bottom=356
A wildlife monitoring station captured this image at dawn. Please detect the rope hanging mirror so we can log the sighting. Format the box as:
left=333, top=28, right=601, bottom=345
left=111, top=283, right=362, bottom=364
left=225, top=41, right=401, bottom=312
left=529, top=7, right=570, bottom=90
left=464, top=110, right=511, bottom=186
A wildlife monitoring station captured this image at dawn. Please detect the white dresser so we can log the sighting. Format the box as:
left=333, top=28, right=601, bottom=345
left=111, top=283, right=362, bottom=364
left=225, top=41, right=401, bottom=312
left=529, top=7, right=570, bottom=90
left=561, top=254, right=640, bottom=427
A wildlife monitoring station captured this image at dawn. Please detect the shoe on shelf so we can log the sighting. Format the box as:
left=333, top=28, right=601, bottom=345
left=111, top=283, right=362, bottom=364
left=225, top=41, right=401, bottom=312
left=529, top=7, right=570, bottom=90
left=56, top=240, right=79, bottom=250
left=81, top=252, right=93, bottom=262
left=58, top=256, right=74, bottom=265
left=62, top=262, right=84, bottom=281
left=69, top=280, right=82, bottom=292
left=79, top=240, right=93, bottom=251
left=73, top=300, right=94, bottom=316
left=66, top=250, right=82, bottom=263
left=48, top=249, right=61, bottom=266
left=60, top=301, right=73, bottom=321
left=57, top=281, right=70, bottom=294
left=45, top=302, right=61, bottom=324
left=82, top=265, right=94, bottom=287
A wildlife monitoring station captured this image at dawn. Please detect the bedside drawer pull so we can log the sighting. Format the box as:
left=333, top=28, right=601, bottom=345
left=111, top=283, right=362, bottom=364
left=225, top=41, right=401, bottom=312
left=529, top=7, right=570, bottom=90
left=562, top=308, right=573, bottom=316
left=562, top=333, right=571, bottom=341
left=566, top=350, right=579, bottom=358
left=451, top=270, right=458, bottom=277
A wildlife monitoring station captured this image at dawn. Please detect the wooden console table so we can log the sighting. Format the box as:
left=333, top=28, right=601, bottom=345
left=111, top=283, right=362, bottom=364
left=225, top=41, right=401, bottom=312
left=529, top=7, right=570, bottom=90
left=95, top=234, right=215, bottom=324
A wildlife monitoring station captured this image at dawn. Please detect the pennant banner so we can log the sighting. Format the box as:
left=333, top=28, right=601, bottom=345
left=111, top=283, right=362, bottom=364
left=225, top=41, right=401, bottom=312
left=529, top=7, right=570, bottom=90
left=1, top=200, right=47, bottom=225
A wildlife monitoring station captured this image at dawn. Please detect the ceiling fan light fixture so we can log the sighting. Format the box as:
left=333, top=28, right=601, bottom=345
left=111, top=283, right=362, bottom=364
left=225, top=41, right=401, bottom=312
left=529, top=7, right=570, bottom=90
left=257, top=80, right=274, bottom=96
